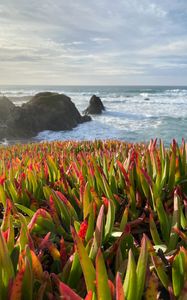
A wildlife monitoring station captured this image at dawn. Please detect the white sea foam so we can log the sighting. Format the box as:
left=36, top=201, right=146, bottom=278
left=140, top=92, right=149, bottom=97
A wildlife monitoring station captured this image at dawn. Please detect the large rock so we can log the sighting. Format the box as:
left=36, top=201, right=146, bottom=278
left=1, top=92, right=91, bottom=139
left=84, top=95, right=105, bottom=115
left=0, top=96, right=15, bottom=123
left=23, top=92, right=89, bottom=132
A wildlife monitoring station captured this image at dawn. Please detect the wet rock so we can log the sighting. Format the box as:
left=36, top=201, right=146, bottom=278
left=84, top=95, right=105, bottom=115
left=1, top=92, right=91, bottom=140
left=0, top=96, right=15, bottom=123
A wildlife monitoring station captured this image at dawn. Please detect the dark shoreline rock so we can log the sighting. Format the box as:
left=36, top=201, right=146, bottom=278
left=0, top=92, right=91, bottom=140
left=0, top=96, right=15, bottom=124
left=84, top=95, right=105, bottom=115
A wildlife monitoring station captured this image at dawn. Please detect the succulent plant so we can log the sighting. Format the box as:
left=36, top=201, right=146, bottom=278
left=0, top=139, right=187, bottom=299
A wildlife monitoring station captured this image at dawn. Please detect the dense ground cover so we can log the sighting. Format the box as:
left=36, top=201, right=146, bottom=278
left=0, top=139, right=187, bottom=299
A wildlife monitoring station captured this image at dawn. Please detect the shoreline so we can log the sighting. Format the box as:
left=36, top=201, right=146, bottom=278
left=0, top=86, right=187, bottom=145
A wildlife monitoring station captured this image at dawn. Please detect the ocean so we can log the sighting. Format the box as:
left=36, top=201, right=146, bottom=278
left=1, top=85, right=187, bottom=146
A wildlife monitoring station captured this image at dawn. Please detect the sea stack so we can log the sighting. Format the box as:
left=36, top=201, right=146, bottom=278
left=84, top=95, right=105, bottom=115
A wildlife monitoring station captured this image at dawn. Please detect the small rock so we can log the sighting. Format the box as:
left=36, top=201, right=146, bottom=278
left=84, top=95, right=105, bottom=115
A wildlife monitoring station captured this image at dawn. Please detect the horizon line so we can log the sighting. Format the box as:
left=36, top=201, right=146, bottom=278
left=0, top=84, right=187, bottom=87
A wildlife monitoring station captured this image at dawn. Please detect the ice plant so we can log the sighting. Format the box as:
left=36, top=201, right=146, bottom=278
left=0, top=139, right=187, bottom=298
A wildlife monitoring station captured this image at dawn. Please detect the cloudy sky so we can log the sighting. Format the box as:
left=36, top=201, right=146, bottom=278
left=0, top=0, right=187, bottom=85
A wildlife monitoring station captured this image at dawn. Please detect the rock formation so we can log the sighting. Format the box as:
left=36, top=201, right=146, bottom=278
left=84, top=95, right=105, bottom=115
left=0, top=92, right=91, bottom=140
left=0, top=96, right=15, bottom=123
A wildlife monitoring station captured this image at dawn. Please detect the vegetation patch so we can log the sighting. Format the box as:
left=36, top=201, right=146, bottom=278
left=0, top=139, right=187, bottom=299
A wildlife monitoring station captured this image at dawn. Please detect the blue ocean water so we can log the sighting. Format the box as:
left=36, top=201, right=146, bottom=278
left=1, top=85, right=187, bottom=146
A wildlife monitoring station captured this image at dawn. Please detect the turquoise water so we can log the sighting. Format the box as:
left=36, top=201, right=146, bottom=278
left=1, top=85, right=187, bottom=146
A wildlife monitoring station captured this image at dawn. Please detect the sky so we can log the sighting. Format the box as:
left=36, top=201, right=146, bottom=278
left=0, top=0, right=187, bottom=85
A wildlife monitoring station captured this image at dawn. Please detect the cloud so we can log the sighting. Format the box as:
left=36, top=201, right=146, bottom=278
left=0, top=0, right=187, bottom=84
left=91, top=37, right=111, bottom=43
left=140, top=40, right=187, bottom=56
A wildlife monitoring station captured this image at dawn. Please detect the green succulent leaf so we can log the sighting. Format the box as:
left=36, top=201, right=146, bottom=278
left=71, top=227, right=96, bottom=293
left=96, top=249, right=112, bottom=300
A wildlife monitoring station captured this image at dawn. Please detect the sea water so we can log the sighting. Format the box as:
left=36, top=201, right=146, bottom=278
left=1, top=85, right=187, bottom=146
